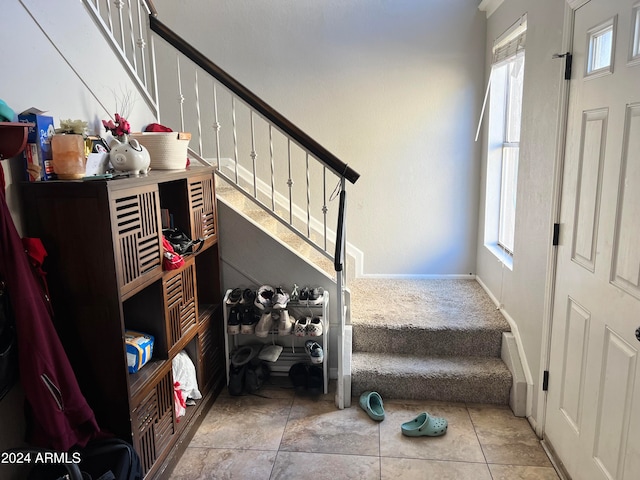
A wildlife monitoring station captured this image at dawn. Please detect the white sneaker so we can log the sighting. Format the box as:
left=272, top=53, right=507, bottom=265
left=272, top=286, right=290, bottom=309
left=294, top=317, right=309, bottom=337
left=307, top=316, right=323, bottom=336
left=305, top=340, right=324, bottom=364
left=255, top=312, right=273, bottom=337
left=278, top=310, right=294, bottom=335
left=254, top=285, right=275, bottom=310
left=309, top=287, right=324, bottom=305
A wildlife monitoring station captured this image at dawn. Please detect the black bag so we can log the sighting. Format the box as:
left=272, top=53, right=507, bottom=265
left=78, top=438, right=142, bottom=480
left=0, top=279, right=18, bottom=401
left=162, top=228, right=204, bottom=256
left=27, top=438, right=142, bottom=480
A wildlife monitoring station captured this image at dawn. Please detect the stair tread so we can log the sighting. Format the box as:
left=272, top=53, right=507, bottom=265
left=349, top=278, right=509, bottom=331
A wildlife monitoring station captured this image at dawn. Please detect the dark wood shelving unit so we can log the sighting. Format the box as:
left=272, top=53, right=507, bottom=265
left=21, top=166, right=225, bottom=479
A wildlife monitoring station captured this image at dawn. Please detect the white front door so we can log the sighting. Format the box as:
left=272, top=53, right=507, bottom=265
left=545, top=0, right=640, bottom=479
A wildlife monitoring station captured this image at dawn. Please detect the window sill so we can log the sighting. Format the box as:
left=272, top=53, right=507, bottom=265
left=485, top=243, right=514, bottom=270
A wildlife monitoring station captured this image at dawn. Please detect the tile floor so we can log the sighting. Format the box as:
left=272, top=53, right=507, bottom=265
left=169, top=382, right=560, bottom=480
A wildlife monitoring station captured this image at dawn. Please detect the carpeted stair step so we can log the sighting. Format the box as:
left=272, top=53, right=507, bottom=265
left=351, top=351, right=512, bottom=404
left=353, top=324, right=504, bottom=357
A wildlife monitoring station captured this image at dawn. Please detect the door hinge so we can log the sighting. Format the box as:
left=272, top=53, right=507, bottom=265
left=543, top=370, right=550, bottom=391
left=552, top=223, right=560, bottom=246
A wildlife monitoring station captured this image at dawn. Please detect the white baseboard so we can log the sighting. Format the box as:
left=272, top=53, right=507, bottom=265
left=476, top=275, right=535, bottom=417
left=358, top=273, right=477, bottom=280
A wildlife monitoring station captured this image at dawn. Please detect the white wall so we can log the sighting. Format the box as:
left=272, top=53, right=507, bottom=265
left=153, top=0, right=487, bottom=276
left=476, top=0, right=565, bottom=425
left=0, top=2, right=156, bottom=476
left=0, top=0, right=157, bottom=233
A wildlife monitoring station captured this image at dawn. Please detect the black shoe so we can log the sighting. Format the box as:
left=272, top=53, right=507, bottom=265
left=240, top=307, right=258, bottom=334
left=239, top=288, right=256, bottom=306
left=227, top=307, right=241, bottom=335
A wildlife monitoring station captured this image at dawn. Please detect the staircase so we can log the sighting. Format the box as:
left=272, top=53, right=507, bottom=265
left=350, top=278, right=513, bottom=404
left=83, top=1, right=520, bottom=410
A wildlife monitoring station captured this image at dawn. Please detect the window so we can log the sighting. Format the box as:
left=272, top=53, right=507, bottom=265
left=484, top=16, right=526, bottom=263
left=586, top=16, right=616, bottom=76
left=630, top=4, right=640, bottom=64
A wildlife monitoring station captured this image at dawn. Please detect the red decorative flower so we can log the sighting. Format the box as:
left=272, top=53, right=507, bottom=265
left=102, top=113, right=131, bottom=139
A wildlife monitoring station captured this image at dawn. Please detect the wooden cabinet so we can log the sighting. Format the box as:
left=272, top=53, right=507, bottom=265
left=21, top=167, right=225, bottom=479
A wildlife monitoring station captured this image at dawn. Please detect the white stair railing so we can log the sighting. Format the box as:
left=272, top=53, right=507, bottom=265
left=83, top=0, right=158, bottom=116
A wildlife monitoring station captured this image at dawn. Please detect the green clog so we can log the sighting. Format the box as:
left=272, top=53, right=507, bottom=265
left=401, top=412, right=448, bottom=437
left=359, top=391, right=385, bottom=421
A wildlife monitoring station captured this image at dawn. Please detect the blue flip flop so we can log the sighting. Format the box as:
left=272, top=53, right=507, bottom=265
left=401, top=412, right=448, bottom=437
left=359, top=391, right=385, bottom=421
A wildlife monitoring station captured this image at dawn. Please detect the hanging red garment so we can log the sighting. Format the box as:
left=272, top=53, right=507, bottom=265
left=0, top=186, right=100, bottom=451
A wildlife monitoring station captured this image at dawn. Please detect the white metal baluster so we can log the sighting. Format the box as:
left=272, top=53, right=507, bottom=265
left=176, top=55, right=185, bottom=132
left=270, top=125, right=275, bottom=211
left=135, top=0, right=148, bottom=88
left=126, top=0, right=137, bottom=70
left=306, top=153, right=311, bottom=238
left=115, top=0, right=126, bottom=53
left=106, top=0, right=114, bottom=36
left=287, top=140, right=293, bottom=225
left=195, top=70, right=203, bottom=156
left=149, top=32, right=159, bottom=120
left=322, top=167, right=328, bottom=251
left=232, top=97, right=239, bottom=183
left=250, top=111, right=257, bottom=198
left=212, top=83, right=221, bottom=165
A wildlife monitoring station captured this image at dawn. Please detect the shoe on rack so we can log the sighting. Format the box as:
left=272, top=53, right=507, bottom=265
left=227, top=307, right=241, bottom=335
left=309, top=287, right=325, bottom=305
left=240, top=307, right=258, bottom=334
left=299, top=287, right=310, bottom=302
left=307, top=316, right=323, bottom=336
left=305, top=340, right=324, bottom=364
left=272, top=286, right=290, bottom=309
left=277, top=310, right=294, bottom=336
left=294, top=317, right=309, bottom=337
left=254, top=285, right=275, bottom=310
left=290, top=284, right=300, bottom=302
left=226, top=287, right=242, bottom=305
left=255, top=311, right=273, bottom=338
left=239, top=288, right=256, bottom=306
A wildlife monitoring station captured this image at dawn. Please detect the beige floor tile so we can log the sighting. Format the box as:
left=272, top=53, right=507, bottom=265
left=188, top=395, right=292, bottom=450
left=279, top=396, right=381, bottom=456
left=381, top=457, right=492, bottom=480
left=488, top=464, right=561, bottom=479
left=271, top=451, right=380, bottom=479
left=169, top=447, right=277, bottom=480
left=379, top=401, right=485, bottom=463
left=467, top=404, right=552, bottom=467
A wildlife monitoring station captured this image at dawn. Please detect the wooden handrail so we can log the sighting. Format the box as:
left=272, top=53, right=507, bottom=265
left=148, top=16, right=360, bottom=185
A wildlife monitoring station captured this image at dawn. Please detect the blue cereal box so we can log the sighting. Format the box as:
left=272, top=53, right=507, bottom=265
left=18, top=110, right=55, bottom=181
left=125, top=330, right=155, bottom=373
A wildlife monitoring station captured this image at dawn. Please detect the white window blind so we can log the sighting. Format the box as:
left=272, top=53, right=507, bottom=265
left=493, top=14, right=527, bottom=65
left=475, top=14, right=527, bottom=142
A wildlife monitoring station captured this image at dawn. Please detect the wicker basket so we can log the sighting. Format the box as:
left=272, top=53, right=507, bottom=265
left=129, top=132, right=190, bottom=170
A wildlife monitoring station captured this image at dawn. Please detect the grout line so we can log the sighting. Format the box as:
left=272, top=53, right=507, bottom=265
left=465, top=402, right=494, bottom=479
